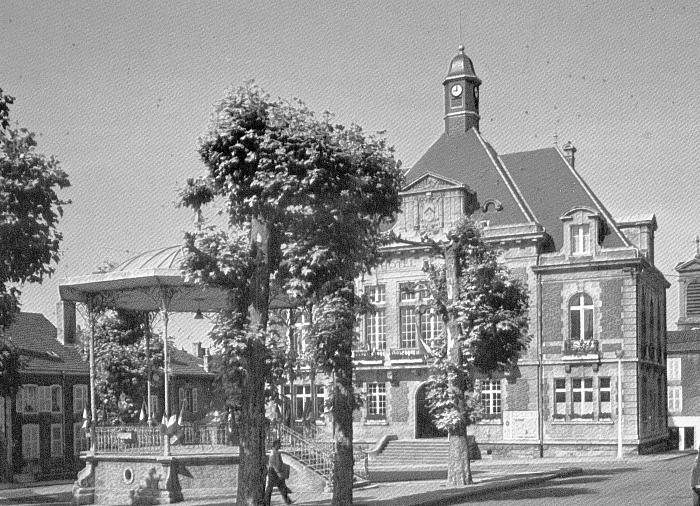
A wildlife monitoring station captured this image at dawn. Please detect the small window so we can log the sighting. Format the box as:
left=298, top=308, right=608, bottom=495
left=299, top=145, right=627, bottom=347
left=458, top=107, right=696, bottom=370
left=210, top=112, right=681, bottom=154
left=599, top=377, right=611, bottom=419
left=571, top=224, right=590, bottom=255
left=51, top=423, right=63, bottom=457
left=365, top=285, right=386, bottom=304
left=668, top=386, right=682, bottom=413
left=667, top=357, right=681, bottom=382
left=367, top=383, right=386, bottom=418
left=480, top=380, right=502, bottom=416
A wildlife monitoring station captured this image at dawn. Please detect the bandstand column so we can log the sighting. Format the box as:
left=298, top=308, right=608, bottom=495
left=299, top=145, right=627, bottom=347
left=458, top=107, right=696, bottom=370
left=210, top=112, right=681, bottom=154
left=88, top=302, right=98, bottom=455
left=161, top=296, right=171, bottom=457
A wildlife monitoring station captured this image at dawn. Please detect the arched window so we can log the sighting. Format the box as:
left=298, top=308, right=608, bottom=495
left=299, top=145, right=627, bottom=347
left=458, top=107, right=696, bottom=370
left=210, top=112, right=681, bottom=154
left=569, top=293, right=593, bottom=341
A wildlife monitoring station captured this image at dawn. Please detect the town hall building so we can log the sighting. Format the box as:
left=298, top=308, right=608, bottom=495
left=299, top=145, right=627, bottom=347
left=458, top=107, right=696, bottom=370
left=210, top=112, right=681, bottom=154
left=297, top=47, right=669, bottom=457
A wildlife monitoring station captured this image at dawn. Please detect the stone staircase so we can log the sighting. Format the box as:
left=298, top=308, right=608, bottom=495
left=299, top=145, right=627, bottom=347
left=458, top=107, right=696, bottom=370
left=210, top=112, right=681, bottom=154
left=368, top=438, right=480, bottom=482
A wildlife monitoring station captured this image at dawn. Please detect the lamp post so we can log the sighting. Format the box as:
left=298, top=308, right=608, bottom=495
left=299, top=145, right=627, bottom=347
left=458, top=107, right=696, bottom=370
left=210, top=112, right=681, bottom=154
left=616, top=349, right=625, bottom=459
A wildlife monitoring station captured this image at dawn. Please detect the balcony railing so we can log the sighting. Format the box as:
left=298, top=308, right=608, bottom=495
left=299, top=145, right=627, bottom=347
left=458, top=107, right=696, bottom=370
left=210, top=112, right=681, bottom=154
left=389, top=347, right=425, bottom=362
left=563, top=339, right=600, bottom=356
left=353, top=348, right=385, bottom=363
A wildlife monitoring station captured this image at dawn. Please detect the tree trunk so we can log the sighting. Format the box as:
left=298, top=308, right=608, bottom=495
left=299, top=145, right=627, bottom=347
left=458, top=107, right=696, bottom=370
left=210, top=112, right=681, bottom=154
left=236, top=346, right=268, bottom=506
left=236, top=216, right=272, bottom=506
left=331, top=364, right=354, bottom=506
left=446, top=428, right=473, bottom=486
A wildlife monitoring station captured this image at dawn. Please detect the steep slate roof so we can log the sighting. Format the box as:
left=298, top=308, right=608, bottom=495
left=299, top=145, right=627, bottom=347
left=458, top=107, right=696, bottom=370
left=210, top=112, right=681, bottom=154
left=500, top=147, right=628, bottom=250
left=3, top=312, right=88, bottom=375
left=406, top=128, right=537, bottom=228
left=667, top=329, right=700, bottom=353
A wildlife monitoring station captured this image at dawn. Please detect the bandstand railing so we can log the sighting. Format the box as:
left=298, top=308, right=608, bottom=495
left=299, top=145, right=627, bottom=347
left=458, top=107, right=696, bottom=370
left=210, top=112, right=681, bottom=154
left=81, top=424, right=233, bottom=455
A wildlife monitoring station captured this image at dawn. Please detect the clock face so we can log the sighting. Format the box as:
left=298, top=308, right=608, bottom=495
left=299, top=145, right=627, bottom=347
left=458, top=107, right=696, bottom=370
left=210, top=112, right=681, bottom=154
left=450, top=84, right=463, bottom=97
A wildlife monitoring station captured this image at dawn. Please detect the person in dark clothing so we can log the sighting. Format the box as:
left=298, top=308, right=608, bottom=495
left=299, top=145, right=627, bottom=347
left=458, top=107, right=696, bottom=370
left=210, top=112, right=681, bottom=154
left=264, top=439, right=293, bottom=505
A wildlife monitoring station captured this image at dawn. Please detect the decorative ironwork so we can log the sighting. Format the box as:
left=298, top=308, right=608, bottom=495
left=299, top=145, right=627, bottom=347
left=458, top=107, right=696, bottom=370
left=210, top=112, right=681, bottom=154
left=389, top=347, right=425, bottom=362
left=563, top=339, right=600, bottom=356
left=353, top=348, right=385, bottom=363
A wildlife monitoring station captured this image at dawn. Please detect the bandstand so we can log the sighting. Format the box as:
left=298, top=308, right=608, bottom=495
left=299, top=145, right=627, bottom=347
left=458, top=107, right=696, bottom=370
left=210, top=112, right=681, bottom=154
left=58, top=245, right=238, bottom=505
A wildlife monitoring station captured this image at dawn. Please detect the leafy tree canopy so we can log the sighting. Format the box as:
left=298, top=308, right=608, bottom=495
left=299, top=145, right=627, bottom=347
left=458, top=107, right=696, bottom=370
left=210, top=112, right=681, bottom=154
left=0, top=89, right=70, bottom=329
left=424, top=219, right=530, bottom=433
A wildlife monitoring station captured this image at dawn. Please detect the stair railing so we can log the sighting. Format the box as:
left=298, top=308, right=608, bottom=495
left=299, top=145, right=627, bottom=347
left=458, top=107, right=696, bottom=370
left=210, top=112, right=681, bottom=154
left=277, top=424, right=334, bottom=483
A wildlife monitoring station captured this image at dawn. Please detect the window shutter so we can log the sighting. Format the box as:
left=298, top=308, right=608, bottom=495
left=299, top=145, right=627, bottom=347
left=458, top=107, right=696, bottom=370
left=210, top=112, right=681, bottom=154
left=687, top=282, right=700, bottom=316
left=39, top=386, right=49, bottom=412
left=192, top=389, right=198, bottom=412
left=16, top=389, right=23, bottom=414
left=178, top=388, right=185, bottom=411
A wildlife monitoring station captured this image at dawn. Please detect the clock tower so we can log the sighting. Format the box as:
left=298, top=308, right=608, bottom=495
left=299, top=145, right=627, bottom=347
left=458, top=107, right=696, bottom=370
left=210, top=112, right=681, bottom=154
left=443, top=45, right=481, bottom=134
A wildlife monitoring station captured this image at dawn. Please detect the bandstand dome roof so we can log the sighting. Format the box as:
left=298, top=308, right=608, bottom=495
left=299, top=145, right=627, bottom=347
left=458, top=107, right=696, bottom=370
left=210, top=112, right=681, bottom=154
left=58, top=245, right=229, bottom=313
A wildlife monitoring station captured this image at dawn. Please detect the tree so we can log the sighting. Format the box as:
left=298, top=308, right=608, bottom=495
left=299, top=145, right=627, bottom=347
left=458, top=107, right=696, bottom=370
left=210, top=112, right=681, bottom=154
left=79, top=309, right=163, bottom=424
left=0, top=88, right=70, bottom=329
left=179, top=82, right=402, bottom=505
left=422, top=219, right=529, bottom=485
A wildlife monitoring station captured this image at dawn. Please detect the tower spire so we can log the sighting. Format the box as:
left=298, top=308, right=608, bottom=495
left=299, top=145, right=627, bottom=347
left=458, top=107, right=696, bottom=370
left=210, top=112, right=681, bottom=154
left=443, top=46, right=481, bottom=134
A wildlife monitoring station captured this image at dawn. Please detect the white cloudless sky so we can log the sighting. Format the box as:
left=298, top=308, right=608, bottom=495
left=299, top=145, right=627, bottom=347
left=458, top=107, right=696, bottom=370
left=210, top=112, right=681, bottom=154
left=2, top=0, right=699, bottom=340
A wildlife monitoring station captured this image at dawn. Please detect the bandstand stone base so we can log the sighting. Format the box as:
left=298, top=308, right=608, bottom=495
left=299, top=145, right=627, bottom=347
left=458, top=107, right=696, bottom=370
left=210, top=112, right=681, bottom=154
left=72, top=452, right=239, bottom=505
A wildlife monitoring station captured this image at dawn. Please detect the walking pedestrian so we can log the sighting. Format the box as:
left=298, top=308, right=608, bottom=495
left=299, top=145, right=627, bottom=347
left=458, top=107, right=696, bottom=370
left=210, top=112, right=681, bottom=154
left=264, top=439, right=293, bottom=505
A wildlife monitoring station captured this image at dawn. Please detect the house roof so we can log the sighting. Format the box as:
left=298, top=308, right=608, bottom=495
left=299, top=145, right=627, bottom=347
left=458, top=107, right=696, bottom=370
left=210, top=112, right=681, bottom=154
left=171, top=347, right=213, bottom=377
left=500, top=147, right=628, bottom=250
left=667, top=329, right=700, bottom=353
left=3, top=312, right=88, bottom=375
left=406, top=128, right=536, bottom=228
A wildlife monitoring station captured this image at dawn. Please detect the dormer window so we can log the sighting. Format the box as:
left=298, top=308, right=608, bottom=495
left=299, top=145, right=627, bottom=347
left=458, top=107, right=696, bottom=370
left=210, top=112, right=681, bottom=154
left=571, top=224, right=590, bottom=255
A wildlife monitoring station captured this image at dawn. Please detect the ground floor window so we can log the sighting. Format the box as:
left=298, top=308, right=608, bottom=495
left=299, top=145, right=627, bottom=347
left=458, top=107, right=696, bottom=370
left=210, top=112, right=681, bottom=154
left=668, top=386, right=682, bottom=413
left=283, top=384, right=326, bottom=421
left=366, top=382, right=386, bottom=419
left=552, top=376, right=612, bottom=422
left=178, top=387, right=199, bottom=413
left=480, top=380, right=502, bottom=417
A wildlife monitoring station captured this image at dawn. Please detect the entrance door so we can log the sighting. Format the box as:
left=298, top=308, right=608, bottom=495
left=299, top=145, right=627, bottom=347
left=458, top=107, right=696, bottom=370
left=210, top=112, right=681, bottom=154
left=415, top=383, right=447, bottom=439
left=668, top=427, right=680, bottom=450
left=685, top=427, right=695, bottom=450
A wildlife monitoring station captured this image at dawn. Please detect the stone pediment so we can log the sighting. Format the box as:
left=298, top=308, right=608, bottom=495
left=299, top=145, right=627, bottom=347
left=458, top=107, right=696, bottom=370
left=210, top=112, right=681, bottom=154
left=676, top=256, right=700, bottom=273
left=402, top=173, right=465, bottom=193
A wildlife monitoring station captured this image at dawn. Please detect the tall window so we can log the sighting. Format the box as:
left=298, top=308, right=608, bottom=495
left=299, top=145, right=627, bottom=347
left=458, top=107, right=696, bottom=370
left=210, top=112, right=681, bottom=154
left=51, top=385, right=62, bottom=413
left=315, top=385, right=325, bottom=416
left=399, top=307, right=418, bottom=348
left=599, top=377, right=611, bottom=419
left=367, top=383, right=386, bottom=418
left=73, top=384, right=88, bottom=414
left=668, top=386, right=682, bottom=413
left=480, top=380, right=502, bottom=417
left=73, top=422, right=88, bottom=455
left=667, top=357, right=681, bottom=382
left=295, top=385, right=312, bottom=421
left=569, top=293, right=594, bottom=341
left=22, top=424, right=39, bottom=460
left=50, top=423, right=63, bottom=457
left=17, top=385, right=38, bottom=413
left=178, top=387, right=199, bottom=413
left=554, top=378, right=567, bottom=419
left=420, top=312, right=444, bottom=342
left=571, top=224, right=590, bottom=255
left=572, top=378, right=593, bottom=418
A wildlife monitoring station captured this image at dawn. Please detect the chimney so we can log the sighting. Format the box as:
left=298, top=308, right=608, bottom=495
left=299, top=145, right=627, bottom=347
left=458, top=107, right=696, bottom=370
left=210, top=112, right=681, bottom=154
left=203, top=349, right=211, bottom=373
left=56, top=301, right=76, bottom=345
left=193, top=342, right=203, bottom=358
left=562, top=141, right=577, bottom=168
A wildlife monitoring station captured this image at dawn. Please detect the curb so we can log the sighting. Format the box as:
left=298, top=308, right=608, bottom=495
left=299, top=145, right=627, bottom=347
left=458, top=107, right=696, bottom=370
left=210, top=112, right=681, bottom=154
left=0, top=478, right=73, bottom=491
left=399, top=467, right=584, bottom=506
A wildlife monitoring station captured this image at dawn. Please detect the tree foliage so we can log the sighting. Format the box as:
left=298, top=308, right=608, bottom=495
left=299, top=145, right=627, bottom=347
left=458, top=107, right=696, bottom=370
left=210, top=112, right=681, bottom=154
left=424, top=219, right=529, bottom=433
left=180, top=82, right=403, bottom=505
left=80, top=310, right=163, bottom=424
left=0, top=89, right=70, bottom=329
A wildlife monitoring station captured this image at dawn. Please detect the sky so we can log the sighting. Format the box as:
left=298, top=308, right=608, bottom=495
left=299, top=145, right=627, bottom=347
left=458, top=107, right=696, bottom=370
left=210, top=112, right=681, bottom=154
left=1, top=0, right=699, bottom=340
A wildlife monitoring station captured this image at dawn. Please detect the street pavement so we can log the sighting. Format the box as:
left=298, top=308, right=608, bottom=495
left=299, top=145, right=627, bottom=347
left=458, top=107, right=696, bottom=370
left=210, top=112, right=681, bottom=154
left=0, top=451, right=695, bottom=505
